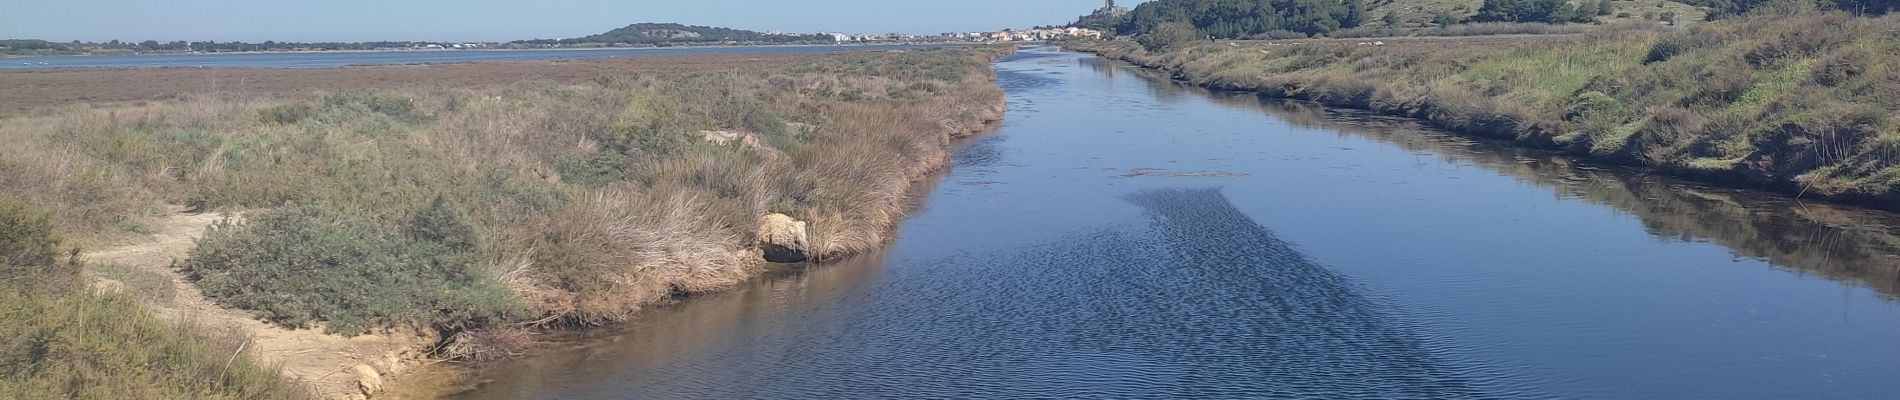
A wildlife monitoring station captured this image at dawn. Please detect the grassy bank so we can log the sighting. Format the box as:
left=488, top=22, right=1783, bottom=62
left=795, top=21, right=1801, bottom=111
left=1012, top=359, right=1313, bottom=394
left=0, top=199, right=308, bottom=399
left=1065, top=11, right=1900, bottom=209
left=0, top=46, right=1006, bottom=394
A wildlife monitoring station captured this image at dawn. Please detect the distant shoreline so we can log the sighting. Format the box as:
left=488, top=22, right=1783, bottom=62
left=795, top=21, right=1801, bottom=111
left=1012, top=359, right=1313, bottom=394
left=0, top=43, right=979, bottom=71
left=0, top=42, right=975, bottom=60
left=0, top=45, right=981, bottom=112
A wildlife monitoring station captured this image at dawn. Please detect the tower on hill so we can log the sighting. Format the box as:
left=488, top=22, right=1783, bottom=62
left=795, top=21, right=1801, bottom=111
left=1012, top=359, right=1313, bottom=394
left=1098, top=0, right=1130, bottom=17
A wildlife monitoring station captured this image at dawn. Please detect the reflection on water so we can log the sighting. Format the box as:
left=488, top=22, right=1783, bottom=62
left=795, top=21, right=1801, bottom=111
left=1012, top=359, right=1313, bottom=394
left=453, top=47, right=1900, bottom=400
left=1168, top=76, right=1900, bottom=300
left=460, top=188, right=1513, bottom=398
left=450, top=252, right=895, bottom=398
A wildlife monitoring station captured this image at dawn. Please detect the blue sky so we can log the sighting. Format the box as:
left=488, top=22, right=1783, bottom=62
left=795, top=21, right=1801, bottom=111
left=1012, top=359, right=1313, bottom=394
left=0, top=0, right=1147, bottom=42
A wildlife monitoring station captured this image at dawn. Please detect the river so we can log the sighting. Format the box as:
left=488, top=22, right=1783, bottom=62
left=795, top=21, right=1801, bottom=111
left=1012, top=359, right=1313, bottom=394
left=448, top=46, right=1900, bottom=399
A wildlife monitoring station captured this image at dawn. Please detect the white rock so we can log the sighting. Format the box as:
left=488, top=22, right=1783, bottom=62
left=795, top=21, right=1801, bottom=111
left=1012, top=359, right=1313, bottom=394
left=757, top=213, right=810, bottom=263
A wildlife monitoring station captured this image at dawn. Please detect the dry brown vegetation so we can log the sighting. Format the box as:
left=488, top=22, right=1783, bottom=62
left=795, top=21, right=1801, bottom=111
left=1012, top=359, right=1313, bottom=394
left=0, top=47, right=1006, bottom=396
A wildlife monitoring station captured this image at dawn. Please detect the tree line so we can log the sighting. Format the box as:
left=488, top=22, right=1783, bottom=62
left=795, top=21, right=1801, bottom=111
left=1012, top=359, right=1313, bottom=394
left=1112, top=0, right=1370, bottom=39
left=1471, top=0, right=1615, bottom=23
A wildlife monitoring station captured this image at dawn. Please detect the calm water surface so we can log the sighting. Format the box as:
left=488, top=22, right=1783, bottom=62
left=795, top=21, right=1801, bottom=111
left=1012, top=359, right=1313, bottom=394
left=454, top=47, right=1900, bottom=399
left=0, top=44, right=954, bottom=69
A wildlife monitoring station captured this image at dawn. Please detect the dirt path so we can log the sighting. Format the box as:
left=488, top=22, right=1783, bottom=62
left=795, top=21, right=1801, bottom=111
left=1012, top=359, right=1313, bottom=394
left=82, top=208, right=433, bottom=400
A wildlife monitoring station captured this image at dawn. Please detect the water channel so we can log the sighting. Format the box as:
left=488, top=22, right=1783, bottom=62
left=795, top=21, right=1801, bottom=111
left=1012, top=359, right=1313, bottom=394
left=453, top=46, right=1900, bottom=399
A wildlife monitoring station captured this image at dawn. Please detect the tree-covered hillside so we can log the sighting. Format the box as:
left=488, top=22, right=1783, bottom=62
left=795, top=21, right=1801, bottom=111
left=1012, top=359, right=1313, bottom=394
left=1114, top=0, right=1370, bottom=38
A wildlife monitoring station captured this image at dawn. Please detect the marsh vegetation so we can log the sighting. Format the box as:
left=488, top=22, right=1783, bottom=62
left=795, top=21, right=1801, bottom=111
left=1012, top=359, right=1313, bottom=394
left=0, top=47, right=1006, bottom=396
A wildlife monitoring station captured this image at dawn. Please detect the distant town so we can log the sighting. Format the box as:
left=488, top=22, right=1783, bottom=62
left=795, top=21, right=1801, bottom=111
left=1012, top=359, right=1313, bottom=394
left=831, top=26, right=1104, bottom=44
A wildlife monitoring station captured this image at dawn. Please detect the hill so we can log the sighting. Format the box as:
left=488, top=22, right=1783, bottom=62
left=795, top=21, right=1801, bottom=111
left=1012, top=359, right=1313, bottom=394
left=519, top=23, right=832, bottom=46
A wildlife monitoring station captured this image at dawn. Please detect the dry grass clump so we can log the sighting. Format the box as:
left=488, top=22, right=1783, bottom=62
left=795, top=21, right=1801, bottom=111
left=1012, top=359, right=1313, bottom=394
left=435, top=326, right=532, bottom=363
left=1068, top=10, right=1900, bottom=208
left=522, top=189, right=753, bottom=324
left=0, top=47, right=1008, bottom=355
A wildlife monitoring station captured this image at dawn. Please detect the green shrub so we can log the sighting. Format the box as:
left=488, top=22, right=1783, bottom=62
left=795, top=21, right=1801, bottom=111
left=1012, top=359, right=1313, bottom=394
left=179, top=204, right=520, bottom=335
left=1567, top=91, right=1629, bottom=121
left=599, top=122, right=692, bottom=157
left=555, top=151, right=632, bottom=186
left=1811, top=46, right=1869, bottom=86
left=408, top=196, right=479, bottom=252
left=0, top=198, right=58, bottom=274
left=1645, top=33, right=1694, bottom=63
left=258, top=103, right=315, bottom=124
left=321, top=92, right=426, bottom=123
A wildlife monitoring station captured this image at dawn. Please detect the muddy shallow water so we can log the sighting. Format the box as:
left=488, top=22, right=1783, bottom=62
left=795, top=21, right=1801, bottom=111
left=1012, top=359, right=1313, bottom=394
left=450, top=47, right=1900, bottom=399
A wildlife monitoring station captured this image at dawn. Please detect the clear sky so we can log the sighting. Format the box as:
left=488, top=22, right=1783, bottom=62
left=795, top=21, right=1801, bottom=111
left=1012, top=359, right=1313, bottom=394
left=0, top=0, right=1148, bottom=43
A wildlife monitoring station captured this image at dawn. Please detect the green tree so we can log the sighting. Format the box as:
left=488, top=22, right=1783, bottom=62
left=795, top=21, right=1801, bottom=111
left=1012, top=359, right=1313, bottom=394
left=1434, top=10, right=1463, bottom=27
left=1568, top=0, right=1595, bottom=21
left=1139, top=21, right=1201, bottom=51
left=1343, top=0, right=1369, bottom=27
left=1475, top=0, right=1576, bottom=22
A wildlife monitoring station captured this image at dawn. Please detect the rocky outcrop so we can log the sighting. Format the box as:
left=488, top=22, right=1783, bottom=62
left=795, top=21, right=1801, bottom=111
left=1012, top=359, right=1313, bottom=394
left=701, top=130, right=780, bottom=157
left=700, top=130, right=746, bottom=146
left=757, top=213, right=810, bottom=263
